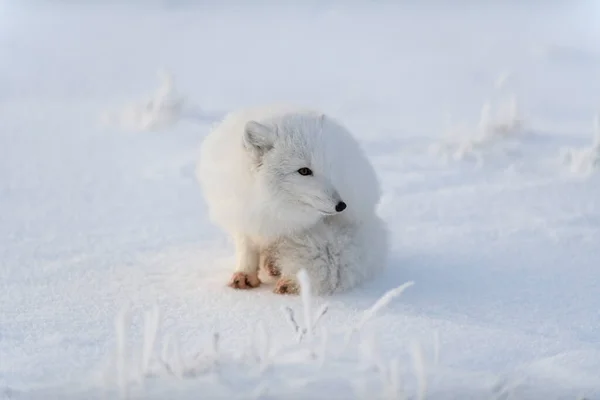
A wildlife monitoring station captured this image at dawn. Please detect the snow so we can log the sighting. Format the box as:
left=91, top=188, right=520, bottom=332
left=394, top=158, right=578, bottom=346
left=1, top=1, right=600, bottom=399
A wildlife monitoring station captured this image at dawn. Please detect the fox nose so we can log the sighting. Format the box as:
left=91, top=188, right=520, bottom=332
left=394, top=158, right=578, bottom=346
left=335, top=201, right=347, bottom=212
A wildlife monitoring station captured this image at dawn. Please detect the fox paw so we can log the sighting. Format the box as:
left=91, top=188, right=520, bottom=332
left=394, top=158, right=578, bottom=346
left=228, top=272, right=261, bottom=289
left=273, top=278, right=300, bottom=295
left=262, top=255, right=281, bottom=277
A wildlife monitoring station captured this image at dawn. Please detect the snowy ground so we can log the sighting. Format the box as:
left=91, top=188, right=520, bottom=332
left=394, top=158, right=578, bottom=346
left=1, top=1, right=600, bottom=399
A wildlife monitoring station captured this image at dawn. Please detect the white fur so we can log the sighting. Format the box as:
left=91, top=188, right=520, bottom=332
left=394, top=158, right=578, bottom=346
left=196, top=104, right=389, bottom=295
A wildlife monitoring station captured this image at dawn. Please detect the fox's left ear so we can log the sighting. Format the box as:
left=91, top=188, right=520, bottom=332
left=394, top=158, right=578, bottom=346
left=243, top=120, right=275, bottom=156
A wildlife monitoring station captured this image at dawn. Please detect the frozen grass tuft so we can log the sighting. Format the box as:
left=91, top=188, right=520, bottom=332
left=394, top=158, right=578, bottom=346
left=101, top=69, right=187, bottom=132
left=95, top=273, right=421, bottom=399
left=141, top=305, right=161, bottom=377
left=100, top=69, right=225, bottom=132
left=115, top=307, right=132, bottom=399
left=431, top=75, right=528, bottom=163
left=347, top=281, right=415, bottom=343
left=561, top=113, right=600, bottom=175
left=409, top=341, right=427, bottom=400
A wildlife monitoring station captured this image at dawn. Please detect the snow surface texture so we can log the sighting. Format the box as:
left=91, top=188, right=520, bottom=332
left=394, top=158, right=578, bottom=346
left=1, top=2, right=600, bottom=399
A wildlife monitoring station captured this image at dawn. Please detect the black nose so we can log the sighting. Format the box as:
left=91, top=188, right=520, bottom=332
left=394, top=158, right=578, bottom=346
left=335, top=201, right=347, bottom=212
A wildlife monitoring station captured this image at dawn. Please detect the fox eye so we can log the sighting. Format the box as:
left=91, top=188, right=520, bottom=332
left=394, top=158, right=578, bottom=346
left=297, top=167, right=313, bottom=176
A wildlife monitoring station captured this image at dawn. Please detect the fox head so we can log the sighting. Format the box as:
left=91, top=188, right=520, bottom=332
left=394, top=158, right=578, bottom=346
left=242, top=114, right=347, bottom=235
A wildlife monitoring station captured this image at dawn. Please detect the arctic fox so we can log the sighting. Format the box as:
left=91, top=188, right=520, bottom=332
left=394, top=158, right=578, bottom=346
left=196, top=105, right=388, bottom=295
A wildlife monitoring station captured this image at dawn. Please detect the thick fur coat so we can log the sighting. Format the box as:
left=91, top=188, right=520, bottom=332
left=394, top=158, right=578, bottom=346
left=196, top=105, right=388, bottom=295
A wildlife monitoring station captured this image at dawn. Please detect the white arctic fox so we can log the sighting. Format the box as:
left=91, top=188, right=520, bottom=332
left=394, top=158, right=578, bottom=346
left=196, top=105, right=388, bottom=295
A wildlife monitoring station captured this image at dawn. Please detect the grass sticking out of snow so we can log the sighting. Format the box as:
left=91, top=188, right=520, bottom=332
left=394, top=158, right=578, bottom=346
left=101, top=70, right=225, bottom=133
left=94, top=271, right=417, bottom=400
left=561, top=114, right=600, bottom=176
left=430, top=74, right=528, bottom=165
left=101, top=69, right=186, bottom=132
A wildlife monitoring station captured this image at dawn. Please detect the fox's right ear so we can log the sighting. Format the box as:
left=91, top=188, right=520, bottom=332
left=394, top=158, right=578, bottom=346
left=243, top=120, right=275, bottom=156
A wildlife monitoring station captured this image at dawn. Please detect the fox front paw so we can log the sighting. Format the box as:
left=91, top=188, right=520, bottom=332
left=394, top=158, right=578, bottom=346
left=228, top=272, right=261, bottom=289
left=273, top=278, right=300, bottom=295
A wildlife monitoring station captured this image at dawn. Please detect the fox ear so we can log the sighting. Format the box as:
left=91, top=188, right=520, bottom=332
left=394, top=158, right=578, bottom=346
left=243, top=120, right=275, bottom=155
